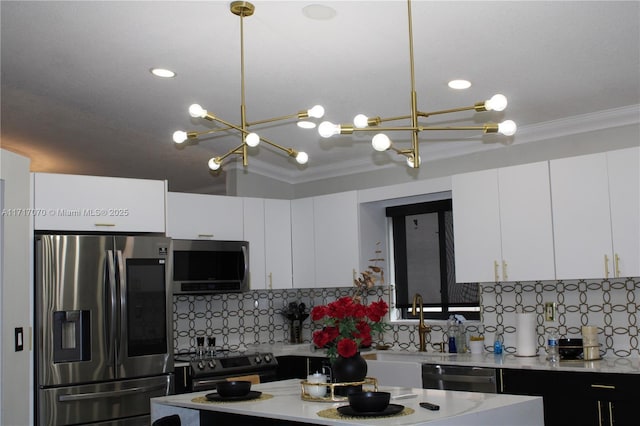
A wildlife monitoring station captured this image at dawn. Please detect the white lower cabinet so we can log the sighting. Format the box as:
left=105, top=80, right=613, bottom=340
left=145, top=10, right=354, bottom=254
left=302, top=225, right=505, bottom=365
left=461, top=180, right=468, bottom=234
left=243, top=198, right=292, bottom=289
left=166, top=192, right=243, bottom=240
left=33, top=173, right=166, bottom=233
left=452, top=162, right=555, bottom=283
left=551, top=147, right=639, bottom=279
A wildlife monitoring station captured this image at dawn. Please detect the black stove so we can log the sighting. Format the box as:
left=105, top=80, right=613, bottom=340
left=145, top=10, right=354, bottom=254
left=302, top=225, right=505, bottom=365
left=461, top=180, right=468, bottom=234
left=174, top=350, right=278, bottom=392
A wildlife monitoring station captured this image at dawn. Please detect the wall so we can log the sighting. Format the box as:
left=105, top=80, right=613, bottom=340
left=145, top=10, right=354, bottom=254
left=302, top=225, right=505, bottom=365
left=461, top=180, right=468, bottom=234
left=174, top=278, right=640, bottom=359
left=0, top=149, right=32, bottom=426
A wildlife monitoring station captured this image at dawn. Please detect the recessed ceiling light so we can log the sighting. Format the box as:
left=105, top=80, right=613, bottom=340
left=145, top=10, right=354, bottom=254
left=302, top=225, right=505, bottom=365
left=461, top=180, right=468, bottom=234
left=297, top=121, right=317, bottom=129
left=302, top=4, right=337, bottom=20
left=448, top=79, right=471, bottom=90
left=150, top=68, right=176, bottom=78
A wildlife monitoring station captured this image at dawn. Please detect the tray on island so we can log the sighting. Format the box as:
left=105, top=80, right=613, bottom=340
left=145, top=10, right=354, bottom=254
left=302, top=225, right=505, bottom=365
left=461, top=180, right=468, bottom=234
left=300, top=377, right=378, bottom=402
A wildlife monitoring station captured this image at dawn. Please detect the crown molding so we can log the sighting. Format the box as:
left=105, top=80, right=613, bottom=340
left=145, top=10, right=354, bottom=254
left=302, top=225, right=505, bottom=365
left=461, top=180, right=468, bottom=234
left=234, top=105, right=640, bottom=185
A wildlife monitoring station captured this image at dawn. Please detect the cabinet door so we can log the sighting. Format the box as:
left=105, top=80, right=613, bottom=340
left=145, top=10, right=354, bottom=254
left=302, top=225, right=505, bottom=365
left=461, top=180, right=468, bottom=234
left=607, top=147, right=640, bottom=278
left=166, top=192, right=243, bottom=240
left=34, top=173, right=165, bottom=232
left=498, top=162, right=555, bottom=281
left=452, top=169, right=502, bottom=283
left=243, top=197, right=267, bottom=289
left=291, top=197, right=316, bottom=288
left=264, top=199, right=292, bottom=289
left=550, top=153, right=613, bottom=279
left=313, top=191, right=359, bottom=287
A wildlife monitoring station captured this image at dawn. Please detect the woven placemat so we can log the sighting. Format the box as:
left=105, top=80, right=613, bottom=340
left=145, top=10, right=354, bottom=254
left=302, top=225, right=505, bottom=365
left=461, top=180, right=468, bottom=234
left=191, top=393, right=274, bottom=404
left=316, top=406, right=415, bottom=420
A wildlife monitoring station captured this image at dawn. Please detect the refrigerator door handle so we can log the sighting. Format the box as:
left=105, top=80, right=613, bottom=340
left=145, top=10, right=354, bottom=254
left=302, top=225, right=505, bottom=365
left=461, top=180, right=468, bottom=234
left=115, top=249, right=126, bottom=367
left=57, top=384, right=167, bottom=402
left=106, top=250, right=117, bottom=368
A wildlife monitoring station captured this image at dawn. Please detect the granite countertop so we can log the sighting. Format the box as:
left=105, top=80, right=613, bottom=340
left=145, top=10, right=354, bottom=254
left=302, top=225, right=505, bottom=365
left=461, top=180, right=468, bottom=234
left=151, top=378, right=543, bottom=426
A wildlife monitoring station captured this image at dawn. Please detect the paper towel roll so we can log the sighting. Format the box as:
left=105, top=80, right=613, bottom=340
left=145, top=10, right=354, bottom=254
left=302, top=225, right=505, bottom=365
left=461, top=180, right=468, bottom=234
left=516, top=313, right=537, bottom=356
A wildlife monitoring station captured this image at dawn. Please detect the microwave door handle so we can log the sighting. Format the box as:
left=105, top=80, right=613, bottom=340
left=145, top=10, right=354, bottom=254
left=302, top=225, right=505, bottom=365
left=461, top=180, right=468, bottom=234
left=242, top=245, right=249, bottom=281
left=106, top=250, right=117, bottom=368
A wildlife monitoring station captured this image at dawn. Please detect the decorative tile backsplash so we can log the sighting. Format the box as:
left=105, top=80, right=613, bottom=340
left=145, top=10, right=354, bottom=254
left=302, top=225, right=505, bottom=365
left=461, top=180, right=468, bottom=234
left=173, top=277, right=640, bottom=358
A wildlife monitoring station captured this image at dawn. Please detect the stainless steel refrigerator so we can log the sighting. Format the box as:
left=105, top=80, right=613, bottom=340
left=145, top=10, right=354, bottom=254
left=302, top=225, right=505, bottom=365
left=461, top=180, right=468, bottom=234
left=35, top=234, right=174, bottom=426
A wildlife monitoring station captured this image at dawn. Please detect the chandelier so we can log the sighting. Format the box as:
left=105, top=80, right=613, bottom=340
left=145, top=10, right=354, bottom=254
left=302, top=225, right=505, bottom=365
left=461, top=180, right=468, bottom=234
left=317, top=0, right=516, bottom=168
left=172, top=1, right=324, bottom=171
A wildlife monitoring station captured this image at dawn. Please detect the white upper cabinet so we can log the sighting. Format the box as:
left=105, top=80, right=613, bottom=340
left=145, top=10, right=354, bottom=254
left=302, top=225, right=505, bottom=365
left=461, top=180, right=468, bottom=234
left=551, top=147, right=639, bottom=279
left=291, top=197, right=316, bottom=288
left=264, top=199, right=293, bottom=289
left=243, top=198, right=292, bottom=289
left=452, top=161, right=555, bottom=282
left=243, top=197, right=267, bottom=289
left=33, top=173, right=166, bottom=233
left=166, top=192, right=243, bottom=240
left=313, top=191, right=360, bottom=287
left=452, top=169, right=502, bottom=283
left=607, top=147, right=640, bottom=278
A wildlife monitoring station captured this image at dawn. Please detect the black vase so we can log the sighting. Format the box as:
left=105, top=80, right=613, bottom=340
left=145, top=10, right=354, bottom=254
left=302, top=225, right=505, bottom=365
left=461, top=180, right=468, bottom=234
left=332, top=352, right=368, bottom=396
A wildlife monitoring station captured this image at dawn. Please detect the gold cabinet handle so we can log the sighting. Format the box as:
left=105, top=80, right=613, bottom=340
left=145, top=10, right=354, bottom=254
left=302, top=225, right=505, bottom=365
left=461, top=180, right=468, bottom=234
left=268, top=272, right=273, bottom=290
left=614, top=253, right=621, bottom=278
left=591, top=384, right=615, bottom=390
left=197, top=234, right=214, bottom=238
left=502, top=260, right=508, bottom=281
left=494, top=261, right=500, bottom=282
left=604, top=254, right=610, bottom=279
left=95, top=223, right=116, bottom=227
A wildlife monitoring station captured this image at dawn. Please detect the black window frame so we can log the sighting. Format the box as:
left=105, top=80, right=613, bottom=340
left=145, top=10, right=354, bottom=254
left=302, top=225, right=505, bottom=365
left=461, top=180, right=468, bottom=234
left=386, top=199, right=480, bottom=321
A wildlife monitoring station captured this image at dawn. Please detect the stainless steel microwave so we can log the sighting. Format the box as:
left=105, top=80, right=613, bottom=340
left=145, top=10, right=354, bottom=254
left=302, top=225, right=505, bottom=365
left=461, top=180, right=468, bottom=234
left=171, top=239, right=249, bottom=294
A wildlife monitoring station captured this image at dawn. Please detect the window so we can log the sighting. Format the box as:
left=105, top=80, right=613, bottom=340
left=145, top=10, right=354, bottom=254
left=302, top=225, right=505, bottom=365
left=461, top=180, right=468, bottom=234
left=386, top=199, right=479, bottom=320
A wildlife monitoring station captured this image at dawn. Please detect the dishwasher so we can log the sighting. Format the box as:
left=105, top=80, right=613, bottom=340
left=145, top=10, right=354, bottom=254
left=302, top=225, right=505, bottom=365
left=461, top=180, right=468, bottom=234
left=422, top=364, right=498, bottom=393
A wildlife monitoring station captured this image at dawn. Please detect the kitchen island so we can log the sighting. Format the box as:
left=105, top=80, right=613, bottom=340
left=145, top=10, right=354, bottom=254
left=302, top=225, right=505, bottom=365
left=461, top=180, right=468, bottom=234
left=151, top=378, right=543, bottom=425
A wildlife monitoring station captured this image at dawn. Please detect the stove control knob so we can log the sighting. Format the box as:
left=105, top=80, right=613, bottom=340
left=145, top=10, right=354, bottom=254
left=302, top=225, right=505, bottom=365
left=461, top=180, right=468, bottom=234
left=254, top=355, right=262, bottom=364
left=264, top=354, right=272, bottom=363
left=197, top=361, right=205, bottom=370
left=208, top=360, right=216, bottom=369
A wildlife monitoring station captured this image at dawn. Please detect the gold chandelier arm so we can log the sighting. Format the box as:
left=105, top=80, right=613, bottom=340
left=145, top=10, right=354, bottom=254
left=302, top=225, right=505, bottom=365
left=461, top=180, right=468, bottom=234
left=258, top=135, right=296, bottom=156
left=246, top=112, right=301, bottom=127
left=348, top=124, right=499, bottom=133
left=216, top=142, right=247, bottom=163
left=188, top=126, right=236, bottom=139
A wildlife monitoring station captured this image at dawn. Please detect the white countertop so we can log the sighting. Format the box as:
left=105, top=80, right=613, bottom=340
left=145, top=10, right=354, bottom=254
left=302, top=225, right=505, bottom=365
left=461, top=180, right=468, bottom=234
left=151, top=379, right=543, bottom=426
left=267, top=343, right=640, bottom=374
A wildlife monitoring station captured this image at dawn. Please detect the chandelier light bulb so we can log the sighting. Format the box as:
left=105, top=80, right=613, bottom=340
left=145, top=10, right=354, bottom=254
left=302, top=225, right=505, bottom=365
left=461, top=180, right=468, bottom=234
left=353, top=114, right=370, bottom=129
left=173, top=130, right=188, bottom=144
left=371, top=133, right=391, bottom=151
left=307, top=105, right=325, bottom=119
left=208, top=158, right=221, bottom=171
left=406, top=155, right=421, bottom=168
left=297, top=121, right=316, bottom=129
left=295, top=151, right=309, bottom=165
left=485, top=94, right=508, bottom=112
left=245, top=132, right=260, bottom=147
left=498, top=120, right=517, bottom=136
left=188, top=104, right=207, bottom=118
left=318, top=121, right=340, bottom=138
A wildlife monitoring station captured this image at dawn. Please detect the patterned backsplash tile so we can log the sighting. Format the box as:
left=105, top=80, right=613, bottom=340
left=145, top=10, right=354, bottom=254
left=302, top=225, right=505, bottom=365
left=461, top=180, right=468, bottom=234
left=173, top=277, right=639, bottom=358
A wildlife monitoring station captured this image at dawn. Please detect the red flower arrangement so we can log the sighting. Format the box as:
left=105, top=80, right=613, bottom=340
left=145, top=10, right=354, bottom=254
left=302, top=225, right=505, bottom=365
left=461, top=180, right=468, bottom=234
left=311, top=296, right=389, bottom=361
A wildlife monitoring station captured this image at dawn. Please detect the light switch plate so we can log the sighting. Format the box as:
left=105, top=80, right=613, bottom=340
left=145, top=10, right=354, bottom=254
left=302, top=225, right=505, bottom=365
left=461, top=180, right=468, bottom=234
left=544, top=302, right=556, bottom=322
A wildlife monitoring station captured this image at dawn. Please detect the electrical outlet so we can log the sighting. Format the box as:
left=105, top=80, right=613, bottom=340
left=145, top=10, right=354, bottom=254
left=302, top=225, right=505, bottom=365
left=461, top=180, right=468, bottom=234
left=544, top=302, right=556, bottom=322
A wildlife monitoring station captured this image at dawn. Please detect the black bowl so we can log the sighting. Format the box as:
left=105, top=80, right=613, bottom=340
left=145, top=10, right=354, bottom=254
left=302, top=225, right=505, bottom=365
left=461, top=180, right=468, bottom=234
left=348, top=391, right=391, bottom=412
left=558, top=338, right=583, bottom=360
left=216, top=381, right=252, bottom=397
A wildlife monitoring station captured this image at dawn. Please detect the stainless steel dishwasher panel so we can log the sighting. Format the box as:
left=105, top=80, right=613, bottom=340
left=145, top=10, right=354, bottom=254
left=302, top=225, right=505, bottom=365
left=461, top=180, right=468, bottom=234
left=422, top=364, right=497, bottom=393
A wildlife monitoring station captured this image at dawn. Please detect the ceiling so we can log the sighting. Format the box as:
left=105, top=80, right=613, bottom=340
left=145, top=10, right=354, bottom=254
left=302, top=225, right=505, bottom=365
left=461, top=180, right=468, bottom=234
left=2, top=1, right=639, bottom=195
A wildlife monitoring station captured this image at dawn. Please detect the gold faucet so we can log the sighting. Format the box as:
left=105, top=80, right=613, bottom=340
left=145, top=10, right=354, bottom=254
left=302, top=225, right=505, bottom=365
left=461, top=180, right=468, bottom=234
left=412, top=293, right=431, bottom=352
